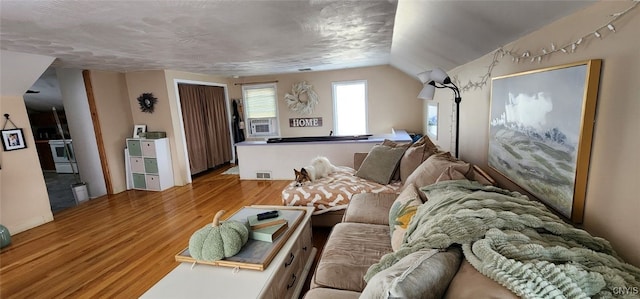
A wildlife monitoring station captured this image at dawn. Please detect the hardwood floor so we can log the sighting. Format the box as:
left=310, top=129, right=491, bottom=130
left=0, top=166, right=297, bottom=298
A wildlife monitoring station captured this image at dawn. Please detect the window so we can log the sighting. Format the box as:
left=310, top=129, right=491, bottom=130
left=242, top=83, right=279, bottom=136
left=332, top=80, right=367, bottom=135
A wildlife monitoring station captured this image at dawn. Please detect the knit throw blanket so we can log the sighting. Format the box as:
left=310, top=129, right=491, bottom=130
left=364, top=180, right=640, bottom=298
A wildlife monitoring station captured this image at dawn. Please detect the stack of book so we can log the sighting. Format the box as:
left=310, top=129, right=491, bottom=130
left=247, top=211, right=288, bottom=243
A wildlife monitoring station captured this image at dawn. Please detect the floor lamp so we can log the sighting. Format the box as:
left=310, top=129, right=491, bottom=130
left=417, top=68, right=462, bottom=158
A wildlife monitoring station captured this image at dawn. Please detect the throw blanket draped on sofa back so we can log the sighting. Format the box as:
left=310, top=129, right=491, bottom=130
left=364, top=180, right=640, bottom=298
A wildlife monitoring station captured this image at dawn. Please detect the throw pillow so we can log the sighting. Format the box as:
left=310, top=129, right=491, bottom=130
left=382, top=139, right=409, bottom=181
left=399, top=136, right=440, bottom=183
left=444, top=260, right=519, bottom=299
left=389, top=183, right=422, bottom=251
left=404, top=152, right=472, bottom=189
left=355, top=141, right=408, bottom=184
left=361, top=247, right=463, bottom=299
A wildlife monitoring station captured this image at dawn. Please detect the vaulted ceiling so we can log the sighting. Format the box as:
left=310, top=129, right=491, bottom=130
left=1, top=0, right=594, bottom=110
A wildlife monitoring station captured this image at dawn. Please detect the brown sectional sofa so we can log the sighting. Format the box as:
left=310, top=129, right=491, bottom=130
left=301, top=136, right=520, bottom=298
left=301, top=140, right=640, bottom=298
left=307, top=141, right=491, bottom=228
left=304, top=192, right=519, bottom=299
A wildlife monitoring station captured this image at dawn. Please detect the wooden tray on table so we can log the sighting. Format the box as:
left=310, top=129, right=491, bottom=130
left=175, top=207, right=305, bottom=271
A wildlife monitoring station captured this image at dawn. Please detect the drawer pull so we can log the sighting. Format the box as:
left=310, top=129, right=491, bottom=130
left=284, top=252, right=295, bottom=267
left=302, top=246, right=308, bottom=251
left=286, top=273, right=297, bottom=290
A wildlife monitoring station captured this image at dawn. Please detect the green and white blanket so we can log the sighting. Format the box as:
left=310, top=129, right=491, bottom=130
left=364, top=180, right=640, bottom=298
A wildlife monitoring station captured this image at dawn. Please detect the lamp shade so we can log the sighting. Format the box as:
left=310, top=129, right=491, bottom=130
left=431, top=68, right=450, bottom=84
left=417, top=83, right=435, bottom=100
left=417, top=71, right=432, bottom=84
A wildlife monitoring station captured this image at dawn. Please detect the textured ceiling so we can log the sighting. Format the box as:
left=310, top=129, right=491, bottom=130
left=1, top=0, right=397, bottom=77
left=391, top=0, right=595, bottom=77
left=1, top=0, right=594, bottom=111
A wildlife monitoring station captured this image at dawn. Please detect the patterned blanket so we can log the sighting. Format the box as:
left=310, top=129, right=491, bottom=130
left=365, top=180, right=640, bottom=298
left=281, top=166, right=401, bottom=215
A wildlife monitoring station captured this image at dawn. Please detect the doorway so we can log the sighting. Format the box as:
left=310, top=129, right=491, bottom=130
left=176, top=82, right=233, bottom=177
left=24, top=68, right=79, bottom=213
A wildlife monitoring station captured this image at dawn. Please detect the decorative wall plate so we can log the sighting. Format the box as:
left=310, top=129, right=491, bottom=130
left=284, top=81, right=318, bottom=115
left=137, top=93, right=158, bottom=113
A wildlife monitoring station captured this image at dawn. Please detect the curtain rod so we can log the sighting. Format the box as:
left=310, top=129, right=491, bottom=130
left=234, top=80, right=278, bottom=86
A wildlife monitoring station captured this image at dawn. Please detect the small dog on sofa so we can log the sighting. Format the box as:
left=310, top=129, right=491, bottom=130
left=294, top=156, right=337, bottom=187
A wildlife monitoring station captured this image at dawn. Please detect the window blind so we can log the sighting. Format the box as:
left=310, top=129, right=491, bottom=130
left=244, top=85, right=276, bottom=119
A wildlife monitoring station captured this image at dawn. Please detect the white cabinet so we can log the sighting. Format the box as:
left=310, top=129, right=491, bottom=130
left=265, top=222, right=313, bottom=298
left=126, top=138, right=174, bottom=191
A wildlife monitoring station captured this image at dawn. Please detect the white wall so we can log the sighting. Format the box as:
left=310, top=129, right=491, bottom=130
left=56, top=68, right=106, bottom=198
left=0, top=50, right=55, bottom=234
left=88, top=71, right=134, bottom=194
left=428, top=2, right=640, bottom=266
left=229, top=65, right=424, bottom=138
left=0, top=50, right=56, bottom=96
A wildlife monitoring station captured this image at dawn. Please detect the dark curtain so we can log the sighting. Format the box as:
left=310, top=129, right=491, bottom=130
left=178, top=84, right=232, bottom=175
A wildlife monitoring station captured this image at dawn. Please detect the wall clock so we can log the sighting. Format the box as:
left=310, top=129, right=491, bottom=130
left=137, top=93, right=158, bottom=113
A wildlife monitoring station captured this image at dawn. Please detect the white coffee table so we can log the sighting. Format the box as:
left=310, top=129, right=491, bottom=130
left=141, top=206, right=316, bottom=299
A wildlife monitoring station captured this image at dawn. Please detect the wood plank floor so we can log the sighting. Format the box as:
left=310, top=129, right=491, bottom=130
left=0, top=166, right=301, bottom=298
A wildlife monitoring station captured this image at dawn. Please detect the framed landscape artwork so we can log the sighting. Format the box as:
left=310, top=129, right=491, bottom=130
left=488, top=59, right=601, bottom=223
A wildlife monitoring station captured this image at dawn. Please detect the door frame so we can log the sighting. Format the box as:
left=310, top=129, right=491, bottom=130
left=172, top=79, right=233, bottom=183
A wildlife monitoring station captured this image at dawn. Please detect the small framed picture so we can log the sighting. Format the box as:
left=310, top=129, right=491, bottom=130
left=2, top=128, right=27, bottom=151
left=133, top=125, right=147, bottom=138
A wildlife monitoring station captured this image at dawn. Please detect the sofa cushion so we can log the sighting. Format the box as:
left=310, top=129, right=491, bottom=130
left=282, top=167, right=401, bottom=215
left=444, top=260, right=519, bottom=299
left=312, top=223, right=393, bottom=292
left=436, top=165, right=468, bottom=182
left=389, top=183, right=422, bottom=251
left=399, top=135, right=440, bottom=183
left=343, top=193, right=398, bottom=225
left=303, top=288, right=361, bottom=299
left=361, top=247, right=462, bottom=299
left=404, top=152, right=471, bottom=189
left=356, top=142, right=409, bottom=184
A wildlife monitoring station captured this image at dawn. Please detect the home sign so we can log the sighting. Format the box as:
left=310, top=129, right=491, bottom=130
left=289, top=117, right=322, bottom=127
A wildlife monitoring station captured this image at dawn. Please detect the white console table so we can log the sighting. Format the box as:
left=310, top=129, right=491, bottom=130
left=141, top=206, right=316, bottom=299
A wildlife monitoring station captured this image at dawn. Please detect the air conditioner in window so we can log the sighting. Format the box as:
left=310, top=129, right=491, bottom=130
left=250, top=118, right=275, bottom=136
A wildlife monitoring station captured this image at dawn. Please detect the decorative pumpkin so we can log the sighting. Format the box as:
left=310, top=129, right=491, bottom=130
left=0, top=224, right=11, bottom=249
left=188, top=210, right=249, bottom=261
